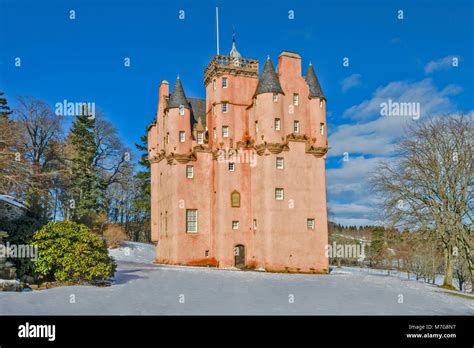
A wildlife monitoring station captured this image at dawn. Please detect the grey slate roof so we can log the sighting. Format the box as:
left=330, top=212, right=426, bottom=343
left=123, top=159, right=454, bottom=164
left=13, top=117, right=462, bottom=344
left=188, top=97, right=206, bottom=128
left=255, top=58, right=284, bottom=96
left=167, top=78, right=190, bottom=109
left=305, top=64, right=325, bottom=99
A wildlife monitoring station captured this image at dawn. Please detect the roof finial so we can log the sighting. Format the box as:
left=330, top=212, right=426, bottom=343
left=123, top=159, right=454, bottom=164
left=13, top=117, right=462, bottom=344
left=177, top=74, right=180, bottom=80
left=309, top=61, right=312, bottom=66
left=267, top=55, right=270, bottom=60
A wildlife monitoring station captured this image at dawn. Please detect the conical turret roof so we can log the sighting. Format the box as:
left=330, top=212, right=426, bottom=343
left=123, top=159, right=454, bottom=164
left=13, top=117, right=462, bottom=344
left=168, top=77, right=190, bottom=109
left=305, top=64, right=325, bottom=99
left=255, top=57, right=284, bottom=96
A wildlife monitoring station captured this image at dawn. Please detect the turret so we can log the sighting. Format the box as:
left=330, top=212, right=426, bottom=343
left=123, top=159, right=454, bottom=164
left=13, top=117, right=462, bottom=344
left=305, top=63, right=327, bottom=148
left=253, top=57, right=285, bottom=144
left=166, top=77, right=192, bottom=153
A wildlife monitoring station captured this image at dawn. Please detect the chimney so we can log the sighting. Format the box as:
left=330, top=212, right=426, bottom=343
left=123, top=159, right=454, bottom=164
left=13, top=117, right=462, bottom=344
left=277, top=51, right=302, bottom=78
left=158, top=80, right=169, bottom=112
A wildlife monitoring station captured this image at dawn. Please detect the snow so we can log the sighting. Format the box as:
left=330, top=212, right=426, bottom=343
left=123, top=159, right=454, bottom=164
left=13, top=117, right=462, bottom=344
left=0, top=242, right=472, bottom=315
left=0, top=195, right=28, bottom=210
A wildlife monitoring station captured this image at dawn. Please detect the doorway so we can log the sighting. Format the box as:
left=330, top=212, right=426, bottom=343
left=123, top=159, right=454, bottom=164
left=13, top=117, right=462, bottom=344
left=234, top=244, right=245, bottom=268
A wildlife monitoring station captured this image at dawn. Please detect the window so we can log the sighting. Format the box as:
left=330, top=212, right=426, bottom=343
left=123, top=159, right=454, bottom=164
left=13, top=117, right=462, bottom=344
left=294, top=120, right=300, bottom=133
left=186, top=165, right=194, bottom=178
left=232, top=221, right=239, bottom=230
left=307, top=218, right=315, bottom=230
left=213, top=80, right=216, bottom=90
left=293, top=93, right=299, bottom=106
left=273, top=94, right=279, bottom=102
left=231, top=190, right=241, bottom=207
left=222, top=102, right=228, bottom=113
left=179, top=105, right=185, bottom=116
left=229, top=162, right=235, bottom=171
left=222, top=77, right=228, bottom=88
left=166, top=134, right=170, bottom=144
left=213, top=127, right=216, bottom=139
left=319, top=99, right=324, bottom=108
left=179, top=131, right=185, bottom=143
left=253, top=219, right=257, bottom=230
left=222, top=126, right=229, bottom=138
left=255, top=121, right=259, bottom=133
left=274, top=118, right=281, bottom=131
left=320, top=123, right=325, bottom=136
left=186, top=209, right=198, bottom=233
left=275, top=188, right=284, bottom=200
left=197, top=131, right=204, bottom=144
left=213, top=105, right=216, bottom=115
left=276, top=157, right=284, bottom=169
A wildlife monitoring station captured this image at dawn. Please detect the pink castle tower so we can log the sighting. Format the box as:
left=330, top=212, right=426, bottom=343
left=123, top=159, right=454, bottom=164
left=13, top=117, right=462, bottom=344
left=148, top=38, right=329, bottom=273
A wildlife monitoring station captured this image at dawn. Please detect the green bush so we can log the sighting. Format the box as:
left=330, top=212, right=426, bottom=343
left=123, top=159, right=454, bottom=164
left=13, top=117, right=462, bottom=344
left=33, top=221, right=116, bottom=282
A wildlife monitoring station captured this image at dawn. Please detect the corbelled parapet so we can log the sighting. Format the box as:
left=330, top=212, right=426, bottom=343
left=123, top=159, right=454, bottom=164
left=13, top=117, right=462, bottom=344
left=204, top=54, right=259, bottom=86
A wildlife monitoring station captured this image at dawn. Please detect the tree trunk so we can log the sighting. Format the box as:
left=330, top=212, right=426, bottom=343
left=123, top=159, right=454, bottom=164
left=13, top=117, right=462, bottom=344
left=442, top=246, right=454, bottom=287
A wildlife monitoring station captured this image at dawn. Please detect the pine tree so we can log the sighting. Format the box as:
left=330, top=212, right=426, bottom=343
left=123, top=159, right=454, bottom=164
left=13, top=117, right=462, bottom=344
left=68, top=106, right=104, bottom=226
left=0, top=92, right=13, bottom=119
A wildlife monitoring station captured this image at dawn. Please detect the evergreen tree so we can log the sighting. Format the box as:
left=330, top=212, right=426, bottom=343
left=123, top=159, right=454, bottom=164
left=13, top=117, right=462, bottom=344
left=0, top=92, right=13, bottom=119
left=68, top=106, right=104, bottom=226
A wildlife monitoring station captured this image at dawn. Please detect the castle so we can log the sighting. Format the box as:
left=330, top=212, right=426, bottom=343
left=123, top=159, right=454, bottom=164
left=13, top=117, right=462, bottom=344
left=147, top=39, right=329, bottom=273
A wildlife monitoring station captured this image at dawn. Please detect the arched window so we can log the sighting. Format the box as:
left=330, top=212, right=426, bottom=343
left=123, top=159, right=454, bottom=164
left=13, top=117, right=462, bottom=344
left=231, top=190, right=240, bottom=208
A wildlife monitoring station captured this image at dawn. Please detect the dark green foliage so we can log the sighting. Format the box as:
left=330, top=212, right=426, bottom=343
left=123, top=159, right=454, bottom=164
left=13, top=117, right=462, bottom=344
left=69, top=107, right=105, bottom=227
left=33, top=220, right=116, bottom=282
left=0, top=212, right=47, bottom=278
left=0, top=92, right=13, bottom=119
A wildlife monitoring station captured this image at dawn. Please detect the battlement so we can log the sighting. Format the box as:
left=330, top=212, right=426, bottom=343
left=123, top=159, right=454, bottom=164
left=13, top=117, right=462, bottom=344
left=204, top=54, right=259, bottom=86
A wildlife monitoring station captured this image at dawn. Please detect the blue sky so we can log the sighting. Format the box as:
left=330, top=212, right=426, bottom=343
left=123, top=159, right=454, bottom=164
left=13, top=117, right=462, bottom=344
left=1, top=0, right=473, bottom=226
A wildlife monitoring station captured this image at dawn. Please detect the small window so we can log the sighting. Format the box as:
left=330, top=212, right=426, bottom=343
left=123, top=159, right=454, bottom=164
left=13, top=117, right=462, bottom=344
left=222, top=126, right=229, bottom=138
left=186, top=165, right=194, bottom=178
left=231, top=190, right=241, bottom=207
left=166, top=134, right=170, bottom=144
left=229, top=162, right=235, bottom=171
left=319, top=99, right=323, bottom=108
left=276, top=157, right=284, bottom=169
left=213, top=80, right=216, bottom=90
left=273, top=94, right=278, bottom=102
left=274, top=118, right=281, bottom=131
left=179, top=131, right=185, bottom=143
left=255, top=121, right=259, bottom=133
left=213, top=127, right=216, bottom=139
left=320, top=123, right=325, bottom=136
left=213, top=105, right=216, bottom=115
left=294, top=120, right=300, bottom=133
left=293, top=93, right=299, bottom=106
left=307, top=218, right=315, bottom=230
left=197, top=131, right=204, bottom=144
left=222, top=77, right=228, bottom=88
left=253, top=219, right=257, bottom=230
left=222, top=102, right=228, bottom=113
left=186, top=209, right=198, bottom=233
left=275, top=188, right=284, bottom=201
left=179, top=105, right=185, bottom=116
left=232, top=221, right=239, bottom=230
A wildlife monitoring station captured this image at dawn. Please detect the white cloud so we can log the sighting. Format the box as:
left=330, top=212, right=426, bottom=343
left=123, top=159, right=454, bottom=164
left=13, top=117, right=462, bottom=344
left=340, top=74, right=362, bottom=93
left=329, top=79, right=461, bottom=156
left=424, top=55, right=460, bottom=74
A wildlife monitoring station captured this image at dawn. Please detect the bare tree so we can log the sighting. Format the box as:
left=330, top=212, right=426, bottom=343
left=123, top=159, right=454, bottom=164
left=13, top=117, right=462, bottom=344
left=371, top=115, right=473, bottom=290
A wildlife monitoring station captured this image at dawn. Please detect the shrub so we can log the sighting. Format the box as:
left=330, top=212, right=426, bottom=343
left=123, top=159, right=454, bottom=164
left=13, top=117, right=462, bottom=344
left=33, top=221, right=116, bottom=282
left=103, top=224, right=128, bottom=248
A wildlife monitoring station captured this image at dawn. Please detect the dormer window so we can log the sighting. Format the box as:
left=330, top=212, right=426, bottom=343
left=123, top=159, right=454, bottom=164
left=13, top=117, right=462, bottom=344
left=222, top=102, right=228, bottom=113
left=179, top=105, right=185, bottom=116
left=197, top=131, right=204, bottom=144
left=293, top=93, right=299, bottom=106
left=273, top=94, right=278, bottom=102
left=222, top=77, right=228, bottom=88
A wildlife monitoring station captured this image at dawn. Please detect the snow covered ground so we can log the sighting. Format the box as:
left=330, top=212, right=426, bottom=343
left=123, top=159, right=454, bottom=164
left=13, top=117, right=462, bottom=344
left=0, top=242, right=472, bottom=315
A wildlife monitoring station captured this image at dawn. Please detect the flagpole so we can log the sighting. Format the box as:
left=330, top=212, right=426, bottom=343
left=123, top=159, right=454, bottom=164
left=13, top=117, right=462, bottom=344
left=216, top=4, right=220, bottom=55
